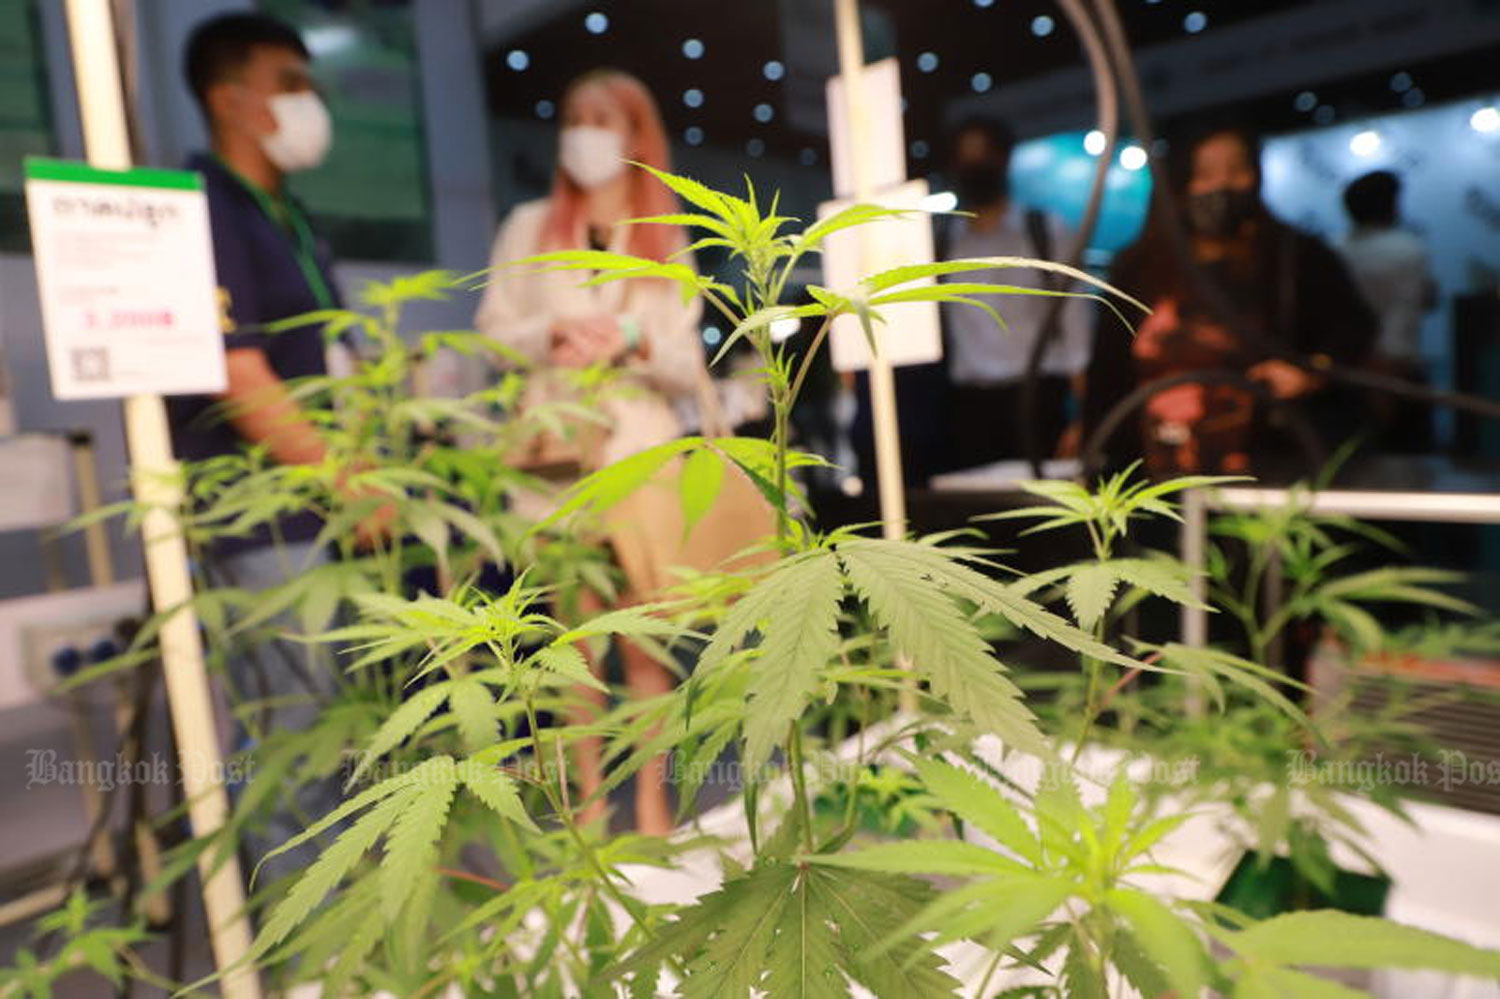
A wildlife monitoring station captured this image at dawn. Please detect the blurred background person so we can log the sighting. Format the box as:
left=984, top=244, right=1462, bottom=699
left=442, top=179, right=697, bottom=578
left=1081, top=122, right=1377, bottom=478
left=939, top=116, right=1092, bottom=470
left=174, top=11, right=384, bottom=883
left=1339, top=169, right=1438, bottom=453
left=475, top=68, right=702, bottom=836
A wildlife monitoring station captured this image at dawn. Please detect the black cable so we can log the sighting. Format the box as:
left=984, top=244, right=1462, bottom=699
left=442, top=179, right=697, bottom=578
left=1019, top=0, right=1120, bottom=477
left=1078, top=368, right=1326, bottom=478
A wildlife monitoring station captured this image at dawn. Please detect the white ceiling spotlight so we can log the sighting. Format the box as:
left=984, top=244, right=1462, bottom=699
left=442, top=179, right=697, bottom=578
left=1472, top=106, right=1500, bottom=134
left=1084, top=129, right=1107, bottom=156
left=1349, top=129, right=1382, bottom=157
left=770, top=317, right=801, bottom=342
left=1120, top=144, right=1148, bottom=171
left=921, top=191, right=959, bottom=213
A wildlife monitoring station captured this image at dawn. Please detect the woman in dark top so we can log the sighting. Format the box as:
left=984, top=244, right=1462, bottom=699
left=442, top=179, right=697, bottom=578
left=1081, top=124, right=1377, bottom=479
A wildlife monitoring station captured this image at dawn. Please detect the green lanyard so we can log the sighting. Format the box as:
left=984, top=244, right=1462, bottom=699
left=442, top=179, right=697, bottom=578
left=214, top=156, right=336, bottom=311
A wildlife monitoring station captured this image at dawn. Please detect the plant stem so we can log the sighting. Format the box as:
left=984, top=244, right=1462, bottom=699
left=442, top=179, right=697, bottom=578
left=787, top=725, right=816, bottom=850
left=521, top=697, right=664, bottom=952
left=787, top=316, right=834, bottom=412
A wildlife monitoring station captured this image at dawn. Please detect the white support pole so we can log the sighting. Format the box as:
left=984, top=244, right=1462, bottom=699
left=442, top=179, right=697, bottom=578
left=832, top=0, right=906, bottom=540
left=61, top=2, right=261, bottom=996
left=832, top=0, right=915, bottom=713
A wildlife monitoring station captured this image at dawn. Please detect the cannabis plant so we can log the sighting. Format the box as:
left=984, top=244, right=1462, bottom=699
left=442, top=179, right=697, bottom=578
left=27, top=168, right=1500, bottom=999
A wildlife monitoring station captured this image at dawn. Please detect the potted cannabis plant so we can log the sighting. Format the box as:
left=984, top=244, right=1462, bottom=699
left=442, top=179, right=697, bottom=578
left=15, top=168, right=1500, bottom=998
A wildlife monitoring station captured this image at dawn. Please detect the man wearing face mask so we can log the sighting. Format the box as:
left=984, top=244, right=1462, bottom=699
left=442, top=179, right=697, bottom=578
left=1080, top=123, right=1376, bottom=477
left=172, top=13, right=367, bottom=880
left=173, top=13, right=338, bottom=484
left=939, top=117, right=1092, bottom=469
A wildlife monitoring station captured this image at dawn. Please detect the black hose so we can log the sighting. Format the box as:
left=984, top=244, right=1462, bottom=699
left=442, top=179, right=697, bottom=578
left=1020, top=0, right=1120, bottom=477
left=1078, top=368, right=1326, bottom=479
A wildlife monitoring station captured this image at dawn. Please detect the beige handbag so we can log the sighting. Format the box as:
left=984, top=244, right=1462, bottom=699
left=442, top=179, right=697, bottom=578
left=604, top=369, right=778, bottom=600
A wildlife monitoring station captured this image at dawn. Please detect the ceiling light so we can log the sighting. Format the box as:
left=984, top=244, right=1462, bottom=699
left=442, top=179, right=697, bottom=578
left=916, top=52, right=939, bottom=73
left=753, top=103, right=774, bottom=123
left=1472, top=106, right=1500, bottom=134
left=303, top=25, right=359, bottom=57
left=1031, top=15, right=1055, bottom=37
left=747, top=138, right=766, bottom=157
left=682, top=38, right=704, bottom=59
left=1084, top=129, right=1106, bottom=156
left=1294, top=91, right=1317, bottom=112
left=703, top=326, right=722, bottom=346
left=1120, top=144, right=1148, bottom=170
left=1183, top=11, right=1208, bottom=33
left=971, top=72, right=992, bottom=93
left=921, top=191, right=958, bottom=213
left=684, top=126, right=704, bottom=146
left=1390, top=72, right=1413, bottom=93
left=534, top=99, right=554, bottom=120
left=910, top=139, right=930, bottom=159
left=1349, top=129, right=1381, bottom=157
left=506, top=49, right=529, bottom=71
left=584, top=12, right=608, bottom=34
left=763, top=60, right=785, bottom=81
left=683, top=88, right=704, bottom=108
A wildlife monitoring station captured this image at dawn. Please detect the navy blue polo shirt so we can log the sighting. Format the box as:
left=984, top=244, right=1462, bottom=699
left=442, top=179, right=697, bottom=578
left=167, top=153, right=341, bottom=554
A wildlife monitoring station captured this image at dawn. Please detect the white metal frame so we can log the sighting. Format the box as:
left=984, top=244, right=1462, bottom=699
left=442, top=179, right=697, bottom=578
left=1180, top=486, right=1500, bottom=648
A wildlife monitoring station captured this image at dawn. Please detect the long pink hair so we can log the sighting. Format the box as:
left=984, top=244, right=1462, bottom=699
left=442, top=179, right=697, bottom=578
left=540, top=69, right=684, bottom=263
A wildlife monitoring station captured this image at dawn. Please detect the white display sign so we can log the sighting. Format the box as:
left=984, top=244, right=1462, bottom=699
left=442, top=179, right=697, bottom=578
left=818, top=178, right=944, bottom=373
left=25, top=159, right=226, bottom=401
left=826, top=56, right=906, bottom=200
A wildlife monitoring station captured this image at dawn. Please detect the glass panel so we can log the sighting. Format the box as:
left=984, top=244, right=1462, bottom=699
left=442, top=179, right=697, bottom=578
left=0, top=0, right=56, bottom=253
left=261, top=0, right=433, bottom=262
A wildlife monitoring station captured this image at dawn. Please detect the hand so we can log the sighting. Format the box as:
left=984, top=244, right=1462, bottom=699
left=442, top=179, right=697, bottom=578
left=549, top=316, right=625, bottom=368
left=354, top=502, right=398, bottom=551
left=1054, top=420, right=1082, bottom=459
left=335, top=465, right=397, bottom=551
left=1248, top=359, right=1320, bottom=399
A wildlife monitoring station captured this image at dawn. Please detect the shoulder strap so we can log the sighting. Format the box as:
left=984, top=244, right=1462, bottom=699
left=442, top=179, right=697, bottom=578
left=1024, top=208, right=1064, bottom=350
left=1024, top=207, right=1053, bottom=265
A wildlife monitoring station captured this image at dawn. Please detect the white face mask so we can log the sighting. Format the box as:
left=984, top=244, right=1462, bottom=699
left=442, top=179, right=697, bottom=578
left=259, top=91, right=332, bottom=173
left=558, top=125, right=628, bottom=189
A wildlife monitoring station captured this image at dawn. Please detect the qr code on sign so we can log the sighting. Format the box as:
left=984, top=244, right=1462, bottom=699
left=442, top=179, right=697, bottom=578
left=70, top=347, right=110, bottom=382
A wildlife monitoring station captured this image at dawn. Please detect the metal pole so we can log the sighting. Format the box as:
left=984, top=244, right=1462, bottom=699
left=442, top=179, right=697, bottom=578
left=61, top=2, right=260, bottom=995
left=1180, top=489, right=1208, bottom=717
left=832, top=0, right=915, bottom=714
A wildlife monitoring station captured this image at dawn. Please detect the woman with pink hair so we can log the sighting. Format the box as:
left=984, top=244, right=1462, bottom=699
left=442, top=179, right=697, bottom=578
left=475, top=69, right=703, bottom=835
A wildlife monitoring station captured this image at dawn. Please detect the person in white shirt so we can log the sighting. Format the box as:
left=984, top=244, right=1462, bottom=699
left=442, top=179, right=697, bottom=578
left=475, top=69, right=703, bottom=835
left=940, top=117, right=1092, bottom=468
left=1338, top=170, right=1437, bottom=452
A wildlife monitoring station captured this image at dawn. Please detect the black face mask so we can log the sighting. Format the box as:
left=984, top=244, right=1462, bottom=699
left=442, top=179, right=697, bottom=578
left=954, top=163, right=1007, bottom=209
left=1186, top=187, right=1260, bottom=239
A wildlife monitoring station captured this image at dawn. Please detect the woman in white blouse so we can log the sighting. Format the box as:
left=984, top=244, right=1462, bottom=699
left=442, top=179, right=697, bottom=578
left=475, top=69, right=703, bottom=835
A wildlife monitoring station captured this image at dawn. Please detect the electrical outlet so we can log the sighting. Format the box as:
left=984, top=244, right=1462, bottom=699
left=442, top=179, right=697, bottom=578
left=0, top=582, right=148, bottom=707
left=21, top=617, right=129, bottom=694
